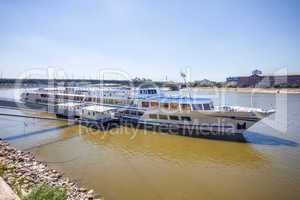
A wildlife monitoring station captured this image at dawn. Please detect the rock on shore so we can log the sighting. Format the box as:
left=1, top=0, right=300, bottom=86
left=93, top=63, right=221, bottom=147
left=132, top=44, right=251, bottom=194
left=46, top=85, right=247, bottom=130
left=0, top=140, right=102, bottom=200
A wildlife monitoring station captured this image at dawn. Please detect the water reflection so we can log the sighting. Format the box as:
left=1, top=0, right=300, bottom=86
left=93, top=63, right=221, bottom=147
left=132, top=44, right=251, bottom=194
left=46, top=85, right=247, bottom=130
left=53, top=124, right=268, bottom=168
left=3, top=124, right=76, bottom=141
left=244, top=131, right=298, bottom=147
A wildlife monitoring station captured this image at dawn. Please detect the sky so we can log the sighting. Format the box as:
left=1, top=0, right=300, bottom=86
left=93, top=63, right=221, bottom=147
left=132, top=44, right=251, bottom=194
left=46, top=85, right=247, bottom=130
left=0, top=0, right=299, bottom=81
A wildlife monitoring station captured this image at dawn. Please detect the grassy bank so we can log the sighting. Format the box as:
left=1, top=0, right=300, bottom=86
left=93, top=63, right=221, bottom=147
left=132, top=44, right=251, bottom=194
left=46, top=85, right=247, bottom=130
left=23, top=184, right=67, bottom=200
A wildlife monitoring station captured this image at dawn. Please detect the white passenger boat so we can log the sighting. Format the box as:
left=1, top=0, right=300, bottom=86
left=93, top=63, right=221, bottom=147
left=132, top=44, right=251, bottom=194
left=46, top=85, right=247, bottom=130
left=81, top=105, right=118, bottom=124
left=136, top=98, right=274, bottom=134
left=21, top=87, right=275, bottom=135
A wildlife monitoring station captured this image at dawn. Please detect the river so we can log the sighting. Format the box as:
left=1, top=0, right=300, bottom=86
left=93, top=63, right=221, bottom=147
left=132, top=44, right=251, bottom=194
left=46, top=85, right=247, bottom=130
left=0, top=88, right=299, bottom=200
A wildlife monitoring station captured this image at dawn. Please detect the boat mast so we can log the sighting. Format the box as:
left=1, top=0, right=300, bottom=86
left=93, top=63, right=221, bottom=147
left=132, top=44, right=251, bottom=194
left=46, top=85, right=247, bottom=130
left=180, top=71, right=192, bottom=99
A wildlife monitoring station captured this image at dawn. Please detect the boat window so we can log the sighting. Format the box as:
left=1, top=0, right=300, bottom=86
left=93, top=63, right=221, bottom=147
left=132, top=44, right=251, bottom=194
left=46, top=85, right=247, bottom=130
left=130, top=110, right=137, bottom=115
left=159, top=114, right=168, bottom=120
left=150, top=101, right=159, bottom=109
left=148, top=89, right=156, bottom=94
left=181, top=116, right=192, bottom=121
left=149, top=114, right=157, bottom=119
left=93, top=112, right=95, bottom=116
left=169, top=115, right=179, bottom=120
left=181, top=104, right=191, bottom=111
left=210, top=103, right=214, bottom=109
left=137, top=111, right=144, bottom=116
left=192, top=104, right=203, bottom=110
left=170, top=103, right=179, bottom=110
left=203, top=104, right=210, bottom=110
left=160, top=103, right=169, bottom=110
left=140, top=90, right=147, bottom=94
left=142, top=101, right=150, bottom=108
left=128, top=100, right=134, bottom=105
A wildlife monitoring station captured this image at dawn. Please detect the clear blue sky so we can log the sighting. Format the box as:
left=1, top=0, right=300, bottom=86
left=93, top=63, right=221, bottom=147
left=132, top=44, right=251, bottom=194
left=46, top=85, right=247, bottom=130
left=0, top=0, right=299, bottom=81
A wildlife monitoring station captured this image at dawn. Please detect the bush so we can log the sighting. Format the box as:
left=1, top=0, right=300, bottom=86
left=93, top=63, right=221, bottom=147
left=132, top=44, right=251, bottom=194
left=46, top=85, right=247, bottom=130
left=0, top=162, right=6, bottom=176
left=23, top=184, right=67, bottom=200
left=273, top=83, right=300, bottom=88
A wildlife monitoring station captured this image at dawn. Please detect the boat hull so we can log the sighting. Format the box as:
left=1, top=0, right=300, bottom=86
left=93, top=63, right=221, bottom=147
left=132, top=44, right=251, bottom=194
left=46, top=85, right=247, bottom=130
left=120, top=112, right=258, bottom=135
left=119, top=116, right=247, bottom=141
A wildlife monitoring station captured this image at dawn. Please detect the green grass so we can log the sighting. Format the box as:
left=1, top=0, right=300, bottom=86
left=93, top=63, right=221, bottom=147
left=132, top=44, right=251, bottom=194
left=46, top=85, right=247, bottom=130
left=23, top=184, right=67, bottom=200
left=0, top=162, right=6, bottom=176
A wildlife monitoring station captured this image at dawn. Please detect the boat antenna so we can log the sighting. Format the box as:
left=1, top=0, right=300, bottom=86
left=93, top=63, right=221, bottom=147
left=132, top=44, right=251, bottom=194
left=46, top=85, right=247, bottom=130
left=180, top=71, right=192, bottom=99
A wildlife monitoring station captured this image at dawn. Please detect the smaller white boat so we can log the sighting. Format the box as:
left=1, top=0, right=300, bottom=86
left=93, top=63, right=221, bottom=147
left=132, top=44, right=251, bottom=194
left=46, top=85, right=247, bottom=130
left=55, top=102, right=83, bottom=119
left=81, top=105, right=118, bottom=124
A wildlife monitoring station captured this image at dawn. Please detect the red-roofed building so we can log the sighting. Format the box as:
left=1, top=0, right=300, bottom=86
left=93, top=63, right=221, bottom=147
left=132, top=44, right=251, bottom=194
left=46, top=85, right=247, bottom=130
left=226, top=72, right=300, bottom=87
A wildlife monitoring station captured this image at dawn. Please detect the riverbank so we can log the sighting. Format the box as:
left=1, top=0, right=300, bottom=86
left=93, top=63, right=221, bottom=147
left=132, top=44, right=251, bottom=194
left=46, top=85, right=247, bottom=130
left=189, top=87, right=300, bottom=94
left=0, top=141, right=102, bottom=200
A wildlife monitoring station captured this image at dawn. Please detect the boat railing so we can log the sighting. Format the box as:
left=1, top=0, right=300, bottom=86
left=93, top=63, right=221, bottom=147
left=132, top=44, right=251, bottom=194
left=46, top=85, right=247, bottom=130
left=215, top=105, right=275, bottom=114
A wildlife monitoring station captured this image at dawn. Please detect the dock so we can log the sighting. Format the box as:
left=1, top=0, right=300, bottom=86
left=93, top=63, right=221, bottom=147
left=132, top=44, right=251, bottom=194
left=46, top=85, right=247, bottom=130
left=0, top=100, right=121, bottom=128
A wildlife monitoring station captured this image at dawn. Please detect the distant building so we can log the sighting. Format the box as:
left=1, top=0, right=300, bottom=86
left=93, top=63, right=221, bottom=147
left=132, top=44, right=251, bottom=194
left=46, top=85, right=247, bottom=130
left=226, top=77, right=240, bottom=82
left=194, top=79, right=214, bottom=86
left=226, top=70, right=300, bottom=87
left=252, top=69, right=262, bottom=76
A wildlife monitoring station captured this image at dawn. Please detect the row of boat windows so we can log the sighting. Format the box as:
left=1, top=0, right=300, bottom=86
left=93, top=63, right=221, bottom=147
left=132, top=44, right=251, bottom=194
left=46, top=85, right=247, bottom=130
left=33, top=93, right=134, bottom=105
left=141, top=101, right=213, bottom=111
left=149, top=114, right=192, bottom=121
left=119, top=110, right=144, bottom=116
left=82, top=110, right=97, bottom=116
left=29, top=93, right=213, bottom=111
left=139, top=89, right=157, bottom=95
left=82, top=110, right=110, bottom=116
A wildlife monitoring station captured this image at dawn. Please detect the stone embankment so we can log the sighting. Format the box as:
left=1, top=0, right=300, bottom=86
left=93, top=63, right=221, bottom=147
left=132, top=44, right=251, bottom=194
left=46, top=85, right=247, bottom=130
left=0, top=140, right=101, bottom=200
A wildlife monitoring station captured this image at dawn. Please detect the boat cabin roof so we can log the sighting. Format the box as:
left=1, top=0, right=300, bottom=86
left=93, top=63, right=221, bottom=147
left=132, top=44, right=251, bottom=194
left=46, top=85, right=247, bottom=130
left=82, top=105, right=117, bottom=113
left=138, top=95, right=212, bottom=104
left=57, top=102, right=82, bottom=107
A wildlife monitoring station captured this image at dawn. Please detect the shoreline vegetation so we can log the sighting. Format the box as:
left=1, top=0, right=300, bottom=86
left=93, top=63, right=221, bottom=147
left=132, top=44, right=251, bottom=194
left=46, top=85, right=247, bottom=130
left=0, top=140, right=101, bottom=200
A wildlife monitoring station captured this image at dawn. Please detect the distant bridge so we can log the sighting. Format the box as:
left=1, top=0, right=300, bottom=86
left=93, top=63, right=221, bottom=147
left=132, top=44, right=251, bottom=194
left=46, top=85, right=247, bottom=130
left=0, top=78, right=181, bottom=90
